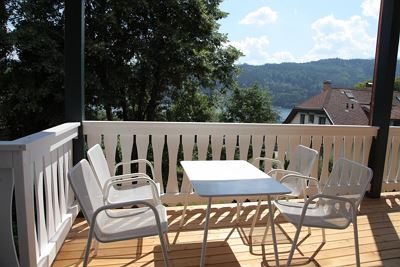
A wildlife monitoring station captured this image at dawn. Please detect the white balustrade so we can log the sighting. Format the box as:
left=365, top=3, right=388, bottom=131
left=0, top=123, right=80, bottom=267
left=383, top=126, right=400, bottom=191
left=83, top=121, right=378, bottom=205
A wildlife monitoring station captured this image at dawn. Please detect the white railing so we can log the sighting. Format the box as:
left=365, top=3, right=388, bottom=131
left=83, top=121, right=378, bottom=205
left=0, top=123, right=80, bottom=267
left=383, top=126, right=400, bottom=191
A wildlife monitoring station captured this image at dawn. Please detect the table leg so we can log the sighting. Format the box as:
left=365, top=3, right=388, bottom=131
left=200, top=197, right=212, bottom=267
left=268, top=195, right=280, bottom=267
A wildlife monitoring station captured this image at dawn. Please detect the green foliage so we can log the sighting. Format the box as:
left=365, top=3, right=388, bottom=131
left=0, top=0, right=241, bottom=140
left=85, top=0, right=242, bottom=121
left=0, top=0, right=65, bottom=139
left=354, top=77, right=400, bottom=91
left=166, top=86, right=217, bottom=122
left=221, top=83, right=278, bottom=123
left=238, top=59, right=400, bottom=108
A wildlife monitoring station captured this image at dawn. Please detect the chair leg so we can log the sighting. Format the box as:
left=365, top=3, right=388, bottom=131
left=164, top=233, right=170, bottom=251
left=353, top=215, right=360, bottom=267
left=158, top=231, right=171, bottom=267
left=249, top=199, right=262, bottom=237
left=303, top=194, right=312, bottom=235
left=92, top=239, right=99, bottom=256
left=179, top=184, right=191, bottom=228
left=287, top=222, right=304, bottom=266
left=261, top=205, right=276, bottom=244
left=83, top=225, right=95, bottom=267
left=322, top=228, right=326, bottom=243
left=236, top=199, right=242, bottom=223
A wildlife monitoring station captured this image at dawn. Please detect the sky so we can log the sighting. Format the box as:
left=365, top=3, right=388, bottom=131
left=219, top=0, right=382, bottom=65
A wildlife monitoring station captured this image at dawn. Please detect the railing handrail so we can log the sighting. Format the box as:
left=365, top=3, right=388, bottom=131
left=83, top=120, right=378, bottom=136
left=0, top=122, right=80, bottom=152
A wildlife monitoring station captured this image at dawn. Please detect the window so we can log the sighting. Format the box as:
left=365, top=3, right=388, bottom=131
left=344, top=91, right=355, bottom=99
left=309, top=114, right=314, bottom=124
left=319, top=116, right=326, bottom=124
left=300, top=114, right=305, bottom=124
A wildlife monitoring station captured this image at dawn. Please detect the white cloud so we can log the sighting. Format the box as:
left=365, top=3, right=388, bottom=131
left=361, top=0, right=380, bottom=19
left=239, top=6, right=278, bottom=26
left=303, top=15, right=376, bottom=61
left=230, top=36, right=295, bottom=64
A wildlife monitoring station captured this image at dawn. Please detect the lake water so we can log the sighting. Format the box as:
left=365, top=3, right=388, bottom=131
left=273, top=106, right=291, bottom=122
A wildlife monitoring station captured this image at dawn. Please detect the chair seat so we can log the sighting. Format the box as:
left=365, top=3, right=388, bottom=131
left=275, top=199, right=351, bottom=229
left=95, top=204, right=168, bottom=242
left=108, top=183, right=161, bottom=204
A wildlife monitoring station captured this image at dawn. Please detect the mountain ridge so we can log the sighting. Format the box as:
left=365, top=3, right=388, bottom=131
left=237, top=58, right=400, bottom=108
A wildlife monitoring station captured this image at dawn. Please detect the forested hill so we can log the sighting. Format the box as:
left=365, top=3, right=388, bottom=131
left=237, top=58, right=400, bottom=108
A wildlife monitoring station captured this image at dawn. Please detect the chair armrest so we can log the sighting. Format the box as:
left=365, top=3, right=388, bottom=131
left=113, top=159, right=155, bottom=179
left=103, top=174, right=161, bottom=205
left=280, top=174, right=321, bottom=193
left=267, top=168, right=300, bottom=177
left=103, top=172, right=150, bottom=189
left=90, top=200, right=164, bottom=230
left=255, top=157, right=283, bottom=169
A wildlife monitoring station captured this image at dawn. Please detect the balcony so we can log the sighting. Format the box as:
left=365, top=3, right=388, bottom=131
left=3, top=121, right=400, bottom=266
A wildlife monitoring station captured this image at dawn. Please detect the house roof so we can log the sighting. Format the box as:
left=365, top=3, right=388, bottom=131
left=284, top=87, right=400, bottom=125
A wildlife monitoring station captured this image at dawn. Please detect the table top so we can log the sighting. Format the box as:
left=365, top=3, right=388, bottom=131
left=181, top=160, right=291, bottom=197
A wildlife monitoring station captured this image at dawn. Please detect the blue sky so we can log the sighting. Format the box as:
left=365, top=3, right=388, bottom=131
left=219, top=0, right=381, bottom=64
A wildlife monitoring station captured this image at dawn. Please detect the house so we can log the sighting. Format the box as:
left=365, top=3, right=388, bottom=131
left=284, top=80, right=400, bottom=126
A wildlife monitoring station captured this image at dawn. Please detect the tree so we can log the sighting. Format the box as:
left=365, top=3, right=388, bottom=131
left=355, top=77, right=400, bottom=91
left=221, top=83, right=278, bottom=123
left=165, top=82, right=217, bottom=122
left=85, top=0, right=241, bottom=121
left=0, top=0, right=65, bottom=139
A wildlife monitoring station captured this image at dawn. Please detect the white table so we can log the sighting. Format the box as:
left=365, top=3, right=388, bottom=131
left=181, top=160, right=291, bottom=267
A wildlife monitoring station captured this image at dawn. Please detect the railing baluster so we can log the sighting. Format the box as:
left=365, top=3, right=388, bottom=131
left=211, top=135, right=223, bottom=160
left=120, top=135, right=133, bottom=174
left=166, top=135, right=180, bottom=194
left=57, top=147, right=66, bottom=218
left=181, top=135, right=195, bottom=193
left=103, top=134, right=118, bottom=174
left=225, top=135, right=237, bottom=160
left=152, top=135, right=164, bottom=192
left=239, top=135, right=251, bottom=160
left=136, top=134, right=149, bottom=174
left=51, top=150, right=61, bottom=229
left=197, top=135, right=209, bottom=160
left=252, top=135, right=263, bottom=167
left=43, top=154, right=55, bottom=240
left=321, top=136, right=333, bottom=183
left=34, top=158, right=48, bottom=258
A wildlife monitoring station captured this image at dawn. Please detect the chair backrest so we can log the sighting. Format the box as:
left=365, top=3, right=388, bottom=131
left=68, top=159, right=104, bottom=224
left=282, top=145, right=318, bottom=196
left=287, top=145, right=319, bottom=176
left=322, top=158, right=373, bottom=207
left=87, top=144, right=112, bottom=189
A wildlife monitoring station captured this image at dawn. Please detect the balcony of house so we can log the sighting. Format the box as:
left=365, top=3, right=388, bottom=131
left=2, top=121, right=400, bottom=266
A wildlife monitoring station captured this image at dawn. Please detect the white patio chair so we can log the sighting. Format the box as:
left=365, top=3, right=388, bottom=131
left=87, top=144, right=161, bottom=205
left=275, top=158, right=373, bottom=267
left=250, top=145, right=319, bottom=236
left=68, top=159, right=170, bottom=267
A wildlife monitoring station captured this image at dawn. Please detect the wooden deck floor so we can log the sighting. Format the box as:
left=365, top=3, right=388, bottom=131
left=53, top=192, right=400, bottom=267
